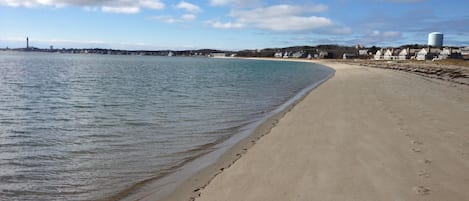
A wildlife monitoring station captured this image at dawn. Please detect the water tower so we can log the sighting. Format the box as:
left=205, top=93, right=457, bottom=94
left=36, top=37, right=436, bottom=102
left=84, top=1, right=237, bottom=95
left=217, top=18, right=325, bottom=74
left=428, top=32, right=443, bottom=47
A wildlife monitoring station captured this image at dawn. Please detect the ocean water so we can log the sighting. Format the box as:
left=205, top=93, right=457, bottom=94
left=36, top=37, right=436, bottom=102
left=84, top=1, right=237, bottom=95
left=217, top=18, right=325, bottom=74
left=0, top=52, right=333, bottom=200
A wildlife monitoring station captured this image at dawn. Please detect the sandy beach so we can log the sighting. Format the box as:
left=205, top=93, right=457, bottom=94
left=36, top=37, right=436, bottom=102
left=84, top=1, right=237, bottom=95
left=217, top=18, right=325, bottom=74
left=183, top=60, right=469, bottom=201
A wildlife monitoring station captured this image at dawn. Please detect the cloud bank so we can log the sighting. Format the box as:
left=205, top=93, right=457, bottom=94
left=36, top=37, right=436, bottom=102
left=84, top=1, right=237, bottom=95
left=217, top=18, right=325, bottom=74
left=0, top=0, right=165, bottom=13
left=207, top=4, right=348, bottom=33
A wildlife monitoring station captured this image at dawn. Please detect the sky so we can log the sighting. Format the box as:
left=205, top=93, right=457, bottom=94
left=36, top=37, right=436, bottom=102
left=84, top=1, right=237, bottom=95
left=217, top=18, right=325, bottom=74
left=0, top=0, right=468, bottom=50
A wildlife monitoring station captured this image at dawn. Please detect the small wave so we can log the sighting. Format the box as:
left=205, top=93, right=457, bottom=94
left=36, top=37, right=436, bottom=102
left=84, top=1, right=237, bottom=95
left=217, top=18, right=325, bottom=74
left=12, top=107, right=34, bottom=111
left=72, top=105, right=96, bottom=109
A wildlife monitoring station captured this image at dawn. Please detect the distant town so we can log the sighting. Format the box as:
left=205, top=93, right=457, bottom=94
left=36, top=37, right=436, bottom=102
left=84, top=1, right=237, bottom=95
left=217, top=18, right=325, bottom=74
left=2, top=33, right=468, bottom=61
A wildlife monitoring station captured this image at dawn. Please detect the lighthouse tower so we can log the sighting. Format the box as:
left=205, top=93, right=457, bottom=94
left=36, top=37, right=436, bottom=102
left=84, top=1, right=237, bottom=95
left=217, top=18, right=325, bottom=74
left=26, top=37, right=29, bottom=49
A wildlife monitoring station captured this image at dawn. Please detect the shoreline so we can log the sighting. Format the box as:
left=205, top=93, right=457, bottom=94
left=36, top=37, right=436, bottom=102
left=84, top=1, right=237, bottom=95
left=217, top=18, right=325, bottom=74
left=195, top=60, right=469, bottom=201
left=117, top=58, right=335, bottom=201
left=124, top=58, right=469, bottom=201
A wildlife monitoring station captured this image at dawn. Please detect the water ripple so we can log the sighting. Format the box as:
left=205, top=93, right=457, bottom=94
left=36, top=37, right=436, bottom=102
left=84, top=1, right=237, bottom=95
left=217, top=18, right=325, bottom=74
left=0, top=52, right=333, bottom=200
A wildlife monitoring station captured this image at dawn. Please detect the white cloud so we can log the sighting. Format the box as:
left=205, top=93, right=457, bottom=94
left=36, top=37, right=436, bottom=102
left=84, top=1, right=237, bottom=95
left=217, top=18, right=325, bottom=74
left=151, top=14, right=196, bottom=23
left=181, top=14, right=196, bottom=21
left=230, top=4, right=327, bottom=19
left=255, top=16, right=332, bottom=32
left=370, top=30, right=401, bottom=38
left=101, top=6, right=140, bottom=14
left=218, top=4, right=333, bottom=32
left=151, top=16, right=178, bottom=23
left=329, top=27, right=353, bottom=35
left=176, top=1, right=201, bottom=13
left=357, top=30, right=402, bottom=45
left=376, top=0, right=425, bottom=2
left=209, top=0, right=231, bottom=6
left=0, top=0, right=165, bottom=13
left=209, top=0, right=262, bottom=8
left=206, top=20, right=244, bottom=29
left=139, top=0, right=164, bottom=9
left=382, top=31, right=401, bottom=37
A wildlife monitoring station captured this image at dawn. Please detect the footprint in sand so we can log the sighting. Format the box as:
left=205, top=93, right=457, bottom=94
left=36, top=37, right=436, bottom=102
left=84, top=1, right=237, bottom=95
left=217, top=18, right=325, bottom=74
left=417, top=170, right=430, bottom=178
left=412, top=140, right=423, bottom=145
left=411, top=148, right=422, bottom=153
left=419, top=158, right=432, bottom=165
left=461, top=142, right=469, bottom=148
left=444, top=131, right=455, bottom=138
left=457, top=150, right=468, bottom=158
left=414, top=186, right=431, bottom=195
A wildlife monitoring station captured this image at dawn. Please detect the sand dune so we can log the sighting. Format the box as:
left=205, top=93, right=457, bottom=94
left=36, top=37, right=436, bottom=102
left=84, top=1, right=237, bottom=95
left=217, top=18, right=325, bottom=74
left=194, top=61, right=469, bottom=201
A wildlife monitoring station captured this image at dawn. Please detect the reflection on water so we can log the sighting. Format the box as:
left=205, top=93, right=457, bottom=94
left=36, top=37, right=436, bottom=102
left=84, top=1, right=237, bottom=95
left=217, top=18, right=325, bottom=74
left=0, top=52, right=333, bottom=200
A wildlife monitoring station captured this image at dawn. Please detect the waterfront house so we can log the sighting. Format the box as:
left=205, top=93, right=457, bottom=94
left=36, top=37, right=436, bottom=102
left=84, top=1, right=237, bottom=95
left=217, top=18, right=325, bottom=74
left=398, top=49, right=409, bottom=60
left=358, top=49, right=370, bottom=59
left=319, top=51, right=330, bottom=59
left=416, top=48, right=441, bottom=60
left=343, top=53, right=357, bottom=60
left=416, top=48, right=428, bottom=60
left=383, top=49, right=393, bottom=60
left=438, top=48, right=463, bottom=60
left=439, top=48, right=451, bottom=59
left=292, top=51, right=307, bottom=58
left=210, top=53, right=226, bottom=58
left=274, top=52, right=283, bottom=58
left=398, top=48, right=419, bottom=60
left=461, top=47, right=469, bottom=60
left=358, top=49, right=369, bottom=56
left=374, top=49, right=383, bottom=60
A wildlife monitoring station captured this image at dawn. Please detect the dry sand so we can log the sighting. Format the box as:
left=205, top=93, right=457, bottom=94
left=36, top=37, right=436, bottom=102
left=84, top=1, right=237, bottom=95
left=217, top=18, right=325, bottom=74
left=193, top=61, right=469, bottom=201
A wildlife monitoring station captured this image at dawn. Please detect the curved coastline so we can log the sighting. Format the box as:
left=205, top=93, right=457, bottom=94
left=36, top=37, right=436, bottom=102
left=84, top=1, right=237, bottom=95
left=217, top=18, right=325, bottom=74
left=115, top=58, right=335, bottom=201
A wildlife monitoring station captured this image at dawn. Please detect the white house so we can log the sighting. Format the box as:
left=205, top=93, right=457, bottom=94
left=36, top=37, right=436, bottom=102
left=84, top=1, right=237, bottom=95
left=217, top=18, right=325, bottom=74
left=358, top=49, right=369, bottom=56
left=398, top=49, right=408, bottom=60
left=439, top=48, right=452, bottom=60
left=374, top=49, right=383, bottom=60
left=210, top=53, right=226, bottom=58
left=319, top=51, right=329, bottom=59
left=383, top=49, right=395, bottom=60
left=274, top=52, right=283, bottom=58
left=343, top=53, right=356, bottom=60
left=416, top=48, right=428, bottom=60
left=416, top=48, right=440, bottom=60
left=462, top=47, right=469, bottom=60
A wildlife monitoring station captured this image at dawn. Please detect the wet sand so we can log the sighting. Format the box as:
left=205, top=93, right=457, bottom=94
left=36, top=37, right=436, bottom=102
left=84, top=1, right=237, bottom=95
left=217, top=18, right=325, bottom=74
left=192, top=61, right=469, bottom=201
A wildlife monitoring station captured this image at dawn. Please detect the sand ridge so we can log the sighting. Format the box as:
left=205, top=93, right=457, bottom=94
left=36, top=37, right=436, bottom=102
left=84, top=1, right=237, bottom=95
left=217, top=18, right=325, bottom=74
left=193, top=61, right=469, bottom=201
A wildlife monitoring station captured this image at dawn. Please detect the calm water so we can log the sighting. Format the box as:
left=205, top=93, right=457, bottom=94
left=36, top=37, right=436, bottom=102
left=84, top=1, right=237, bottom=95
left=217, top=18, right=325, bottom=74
left=0, top=52, right=333, bottom=200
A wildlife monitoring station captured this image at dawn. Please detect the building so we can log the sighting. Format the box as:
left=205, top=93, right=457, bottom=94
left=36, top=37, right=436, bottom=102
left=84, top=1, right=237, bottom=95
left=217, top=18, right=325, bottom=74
left=291, top=51, right=307, bottom=58
left=398, top=48, right=409, bottom=60
left=374, top=49, right=383, bottom=60
left=428, top=32, right=444, bottom=47
left=210, top=52, right=226, bottom=58
left=461, top=47, right=469, bottom=60
left=343, top=53, right=356, bottom=60
left=416, top=47, right=441, bottom=60
left=439, top=48, right=451, bottom=60
left=397, top=48, right=420, bottom=60
left=318, top=51, right=331, bottom=59
left=274, top=52, right=283, bottom=58
left=383, top=49, right=398, bottom=60
left=358, top=49, right=369, bottom=56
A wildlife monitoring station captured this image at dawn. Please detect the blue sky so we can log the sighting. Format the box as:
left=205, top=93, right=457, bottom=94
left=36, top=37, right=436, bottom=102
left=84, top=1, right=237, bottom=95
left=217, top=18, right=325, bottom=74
left=0, top=0, right=468, bottom=50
